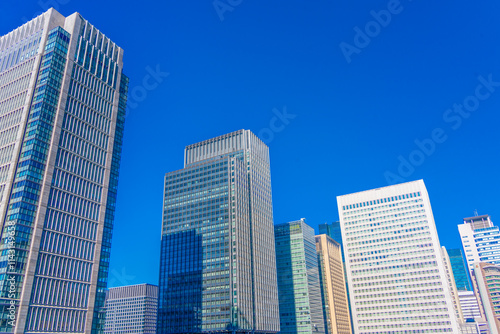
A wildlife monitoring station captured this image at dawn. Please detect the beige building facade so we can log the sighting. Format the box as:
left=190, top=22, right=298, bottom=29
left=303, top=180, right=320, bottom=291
left=316, top=234, right=351, bottom=334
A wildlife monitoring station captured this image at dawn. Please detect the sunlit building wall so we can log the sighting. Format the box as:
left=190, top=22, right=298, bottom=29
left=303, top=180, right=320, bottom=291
left=0, top=9, right=127, bottom=333
left=337, top=180, right=459, bottom=333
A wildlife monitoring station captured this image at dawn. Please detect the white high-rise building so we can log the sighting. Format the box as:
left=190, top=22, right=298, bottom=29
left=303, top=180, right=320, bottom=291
left=337, top=180, right=459, bottom=333
left=0, top=9, right=128, bottom=333
left=458, top=215, right=500, bottom=272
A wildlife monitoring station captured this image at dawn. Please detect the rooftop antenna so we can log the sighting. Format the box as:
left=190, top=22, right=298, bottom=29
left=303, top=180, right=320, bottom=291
left=474, top=209, right=478, bottom=217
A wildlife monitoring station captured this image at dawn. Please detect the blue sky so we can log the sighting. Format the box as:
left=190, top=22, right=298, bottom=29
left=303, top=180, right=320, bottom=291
left=1, top=0, right=499, bottom=287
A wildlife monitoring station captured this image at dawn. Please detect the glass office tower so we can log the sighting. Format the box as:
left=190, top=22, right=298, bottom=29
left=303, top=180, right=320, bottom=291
left=274, top=219, right=325, bottom=334
left=448, top=248, right=472, bottom=291
left=0, top=9, right=127, bottom=333
left=158, top=130, right=280, bottom=334
left=337, top=180, right=459, bottom=333
left=318, top=222, right=342, bottom=247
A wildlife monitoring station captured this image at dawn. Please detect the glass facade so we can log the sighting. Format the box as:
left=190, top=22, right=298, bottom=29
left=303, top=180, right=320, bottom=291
left=158, top=130, right=279, bottom=334
left=275, top=219, right=324, bottom=334
left=318, top=222, right=342, bottom=248
left=448, top=248, right=472, bottom=291
left=0, top=9, right=127, bottom=333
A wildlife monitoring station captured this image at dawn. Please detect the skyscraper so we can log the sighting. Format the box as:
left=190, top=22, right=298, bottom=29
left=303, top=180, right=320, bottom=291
left=274, top=219, right=324, bottom=334
left=104, top=284, right=158, bottom=334
left=315, top=234, right=351, bottom=334
left=459, top=215, right=500, bottom=272
left=441, top=247, right=464, bottom=323
left=337, top=180, right=459, bottom=333
left=472, top=262, right=500, bottom=334
left=318, top=221, right=354, bottom=331
left=448, top=248, right=472, bottom=291
left=318, top=221, right=342, bottom=246
left=0, top=9, right=127, bottom=333
left=158, top=130, right=280, bottom=333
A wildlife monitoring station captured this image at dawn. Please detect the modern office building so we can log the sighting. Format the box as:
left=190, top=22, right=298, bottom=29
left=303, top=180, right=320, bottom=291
left=318, top=221, right=355, bottom=332
left=315, top=234, right=351, bottom=334
left=104, top=284, right=158, bottom=334
left=0, top=9, right=127, bottom=333
left=318, top=221, right=342, bottom=246
left=441, top=247, right=464, bottom=323
left=459, top=291, right=483, bottom=321
left=274, top=219, right=324, bottom=334
left=448, top=248, right=472, bottom=291
left=459, top=215, right=500, bottom=272
left=472, top=262, right=500, bottom=334
left=337, top=180, right=459, bottom=333
left=158, top=130, right=280, bottom=333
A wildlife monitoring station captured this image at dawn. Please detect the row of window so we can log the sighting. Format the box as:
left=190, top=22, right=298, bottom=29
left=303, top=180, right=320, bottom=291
left=343, top=191, right=422, bottom=212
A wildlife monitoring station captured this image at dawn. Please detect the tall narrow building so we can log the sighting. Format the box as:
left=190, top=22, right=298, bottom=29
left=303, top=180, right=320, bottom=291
left=448, top=248, right=472, bottom=291
left=315, top=234, right=351, bottom=334
left=337, top=180, right=459, bottom=333
left=274, top=219, right=324, bottom=334
left=441, top=247, right=464, bottom=323
left=158, top=130, right=280, bottom=333
left=0, top=9, right=127, bottom=333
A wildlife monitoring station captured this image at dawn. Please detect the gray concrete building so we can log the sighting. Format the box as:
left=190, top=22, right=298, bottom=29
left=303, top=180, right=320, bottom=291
left=104, top=284, right=158, bottom=334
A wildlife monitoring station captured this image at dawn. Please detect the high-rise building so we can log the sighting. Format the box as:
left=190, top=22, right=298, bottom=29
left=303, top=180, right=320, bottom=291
left=459, top=215, right=500, bottom=272
left=441, top=247, right=464, bottom=323
left=158, top=130, right=280, bottom=333
left=104, top=284, right=158, bottom=334
left=0, top=9, right=127, bottom=333
left=448, top=248, right=472, bottom=291
left=315, top=234, right=351, bottom=334
left=318, top=221, right=354, bottom=332
left=472, top=262, right=500, bottom=334
left=274, top=219, right=324, bottom=334
left=337, top=180, right=459, bottom=333
left=458, top=291, right=482, bottom=321
left=318, top=221, right=342, bottom=246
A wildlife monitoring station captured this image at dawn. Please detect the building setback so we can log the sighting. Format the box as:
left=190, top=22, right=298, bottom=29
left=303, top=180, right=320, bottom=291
left=315, top=234, right=351, bottom=334
left=158, top=130, right=280, bottom=333
left=337, top=180, right=459, bottom=333
left=275, top=219, right=324, bottom=334
left=0, top=9, right=127, bottom=333
left=104, top=284, right=158, bottom=334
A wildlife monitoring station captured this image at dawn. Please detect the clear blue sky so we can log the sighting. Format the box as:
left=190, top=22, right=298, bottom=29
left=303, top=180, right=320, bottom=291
left=2, top=0, right=499, bottom=287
